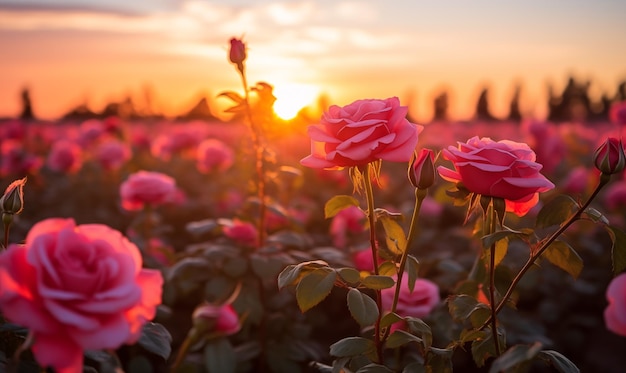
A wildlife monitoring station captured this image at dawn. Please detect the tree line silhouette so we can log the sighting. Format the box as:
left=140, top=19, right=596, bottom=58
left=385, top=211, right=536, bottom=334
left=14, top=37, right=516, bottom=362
left=13, top=76, right=626, bottom=123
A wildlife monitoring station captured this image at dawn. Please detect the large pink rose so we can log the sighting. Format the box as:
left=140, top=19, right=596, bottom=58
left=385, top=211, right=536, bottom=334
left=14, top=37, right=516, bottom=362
left=301, top=97, right=421, bottom=169
left=381, top=276, right=440, bottom=333
left=0, top=218, right=163, bottom=373
left=438, top=136, right=555, bottom=216
left=604, top=273, right=626, bottom=337
left=120, top=170, right=177, bottom=211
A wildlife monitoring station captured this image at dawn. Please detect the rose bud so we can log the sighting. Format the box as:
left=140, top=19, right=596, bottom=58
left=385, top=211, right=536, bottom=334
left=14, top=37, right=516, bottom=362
left=594, top=138, right=626, bottom=175
left=408, top=149, right=435, bottom=189
left=192, top=303, right=241, bottom=337
left=229, top=37, right=246, bottom=73
left=0, top=177, right=26, bottom=215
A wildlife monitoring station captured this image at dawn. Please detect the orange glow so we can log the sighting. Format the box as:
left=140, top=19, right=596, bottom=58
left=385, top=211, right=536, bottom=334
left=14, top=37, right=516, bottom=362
left=272, top=84, right=320, bottom=120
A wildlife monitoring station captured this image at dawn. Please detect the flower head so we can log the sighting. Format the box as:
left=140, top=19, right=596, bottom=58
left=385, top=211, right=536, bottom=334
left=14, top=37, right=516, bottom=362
left=0, top=177, right=26, bottom=215
left=120, top=171, right=177, bottom=211
left=0, top=218, right=163, bottom=372
left=408, top=148, right=436, bottom=189
left=593, top=138, right=626, bottom=175
left=229, top=37, right=246, bottom=73
left=437, top=136, right=555, bottom=216
left=604, top=273, right=626, bottom=337
left=301, top=97, right=421, bottom=169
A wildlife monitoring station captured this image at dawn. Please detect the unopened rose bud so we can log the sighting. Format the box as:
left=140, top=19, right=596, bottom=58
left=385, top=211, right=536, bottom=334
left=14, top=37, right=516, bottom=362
left=594, top=138, right=626, bottom=175
left=192, top=303, right=241, bottom=337
left=229, top=37, right=246, bottom=73
left=408, top=149, right=435, bottom=189
left=0, top=177, right=26, bottom=215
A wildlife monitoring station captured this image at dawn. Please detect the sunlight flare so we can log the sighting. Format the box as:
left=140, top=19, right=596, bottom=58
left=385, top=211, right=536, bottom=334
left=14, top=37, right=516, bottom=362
left=272, top=83, right=319, bottom=120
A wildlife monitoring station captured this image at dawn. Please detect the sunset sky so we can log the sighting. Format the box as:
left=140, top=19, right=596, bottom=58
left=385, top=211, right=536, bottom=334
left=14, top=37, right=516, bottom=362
left=0, top=0, right=625, bottom=122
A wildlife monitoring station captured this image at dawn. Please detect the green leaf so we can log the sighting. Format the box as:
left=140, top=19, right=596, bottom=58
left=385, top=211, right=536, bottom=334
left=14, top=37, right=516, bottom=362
left=347, top=288, right=379, bottom=327
left=542, top=240, right=583, bottom=279
left=426, top=347, right=453, bottom=373
left=356, top=363, right=395, bottom=373
left=325, top=195, right=361, bottom=219
left=379, top=215, right=407, bottom=256
left=380, top=312, right=403, bottom=329
left=338, top=267, right=361, bottom=284
left=494, top=236, right=509, bottom=267
left=537, top=350, right=580, bottom=373
left=250, top=253, right=286, bottom=279
left=471, top=327, right=505, bottom=368
left=277, top=260, right=330, bottom=289
left=536, top=195, right=578, bottom=229
left=361, top=275, right=395, bottom=290
left=447, top=294, right=491, bottom=327
left=488, top=342, right=542, bottom=373
left=329, top=337, right=376, bottom=357
left=605, top=225, right=626, bottom=275
left=406, top=317, right=433, bottom=351
left=296, top=268, right=337, bottom=312
left=385, top=330, right=422, bottom=349
left=378, top=261, right=397, bottom=276
left=406, top=255, right=420, bottom=292
left=137, top=323, right=172, bottom=360
left=204, top=339, right=236, bottom=373
left=482, top=227, right=528, bottom=249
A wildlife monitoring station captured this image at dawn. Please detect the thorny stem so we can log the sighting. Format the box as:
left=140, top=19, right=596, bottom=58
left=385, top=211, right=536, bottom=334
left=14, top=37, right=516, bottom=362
left=480, top=174, right=610, bottom=330
left=362, top=163, right=383, bottom=364
left=238, top=68, right=267, bottom=247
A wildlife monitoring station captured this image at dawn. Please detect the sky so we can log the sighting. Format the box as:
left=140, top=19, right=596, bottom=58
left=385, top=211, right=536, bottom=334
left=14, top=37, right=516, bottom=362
left=0, top=0, right=625, bottom=122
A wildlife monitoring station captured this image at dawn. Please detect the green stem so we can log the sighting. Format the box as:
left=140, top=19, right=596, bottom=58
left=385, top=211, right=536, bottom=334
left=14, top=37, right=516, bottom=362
left=480, top=174, right=610, bottom=329
left=238, top=69, right=266, bottom=247
left=362, top=163, right=383, bottom=364
left=486, top=201, right=501, bottom=356
left=381, top=188, right=426, bottom=345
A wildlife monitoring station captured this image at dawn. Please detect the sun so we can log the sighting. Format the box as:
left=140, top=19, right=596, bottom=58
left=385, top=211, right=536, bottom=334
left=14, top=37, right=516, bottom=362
left=272, top=83, right=319, bottom=120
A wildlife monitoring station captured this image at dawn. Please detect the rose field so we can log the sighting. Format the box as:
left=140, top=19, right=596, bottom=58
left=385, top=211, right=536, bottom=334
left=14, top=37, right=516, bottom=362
left=2, top=38, right=626, bottom=373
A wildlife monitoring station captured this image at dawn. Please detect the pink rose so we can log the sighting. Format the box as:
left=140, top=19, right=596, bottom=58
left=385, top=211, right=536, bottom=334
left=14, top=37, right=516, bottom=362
left=228, top=37, right=246, bottom=72
left=196, top=138, right=234, bottom=173
left=408, top=148, right=436, bottom=189
left=301, top=97, right=421, bottom=169
left=438, top=136, right=555, bottom=216
left=96, top=139, right=132, bottom=171
left=120, top=171, right=177, bottom=211
left=192, top=303, right=241, bottom=336
left=47, top=140, right=83, bottom=174
left=381, top=276, right=440, bottom=333
left=223, top=219, right=259, bottom=248
left=604, top=273, right=626, bottom=337
left=0, top=218, right=163, bottom=373
left=594, top=138, right=626, bottom=175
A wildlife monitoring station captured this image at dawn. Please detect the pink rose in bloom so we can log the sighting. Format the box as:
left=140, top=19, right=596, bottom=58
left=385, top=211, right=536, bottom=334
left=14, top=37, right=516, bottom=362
left=150, top=127, right=203, bottom=161
left=96, top=139, right=132, bottom=171
left=301, top=97, right=421, bottom=169
left=593, top=138, right=626, bottom=175
left=524, top=120, right=565, bottom=175
left=192, top=303, right=241, bottom=336
left=0, top=218, right=163, bottom=373
left=47, top=140, right=83, bottom=174
left=223, top=219, right=259, bottom=248
left=196, top=138, right=235, bottom=173
left=77, top=119, right=105, bottom=148
left=330, top=205, right=366, bottom=248
left=604, top=273, right=626, bottom=337
left=438, top=136, right=555, bottom=216
left=120, top=171, right=177, bottom=211
left=610, top=101, right=626, bottom=125
left=381, top=276, right=440, bottom=333
left=352, top=248, right=379, bottom=272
